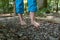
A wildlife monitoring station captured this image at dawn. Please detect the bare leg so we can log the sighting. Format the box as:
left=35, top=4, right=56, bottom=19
left=18, top=14, right=26, bottom=25
left=29, top=12, right=40, bottom=27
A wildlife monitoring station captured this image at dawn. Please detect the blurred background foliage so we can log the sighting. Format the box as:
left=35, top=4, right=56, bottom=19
left=0, top=0, right=60, bottom=16
left=0, top=0, right=14, bottom=13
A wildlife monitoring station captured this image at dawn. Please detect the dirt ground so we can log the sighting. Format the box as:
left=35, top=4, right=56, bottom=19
left=0, top=16, right=60, bottom=40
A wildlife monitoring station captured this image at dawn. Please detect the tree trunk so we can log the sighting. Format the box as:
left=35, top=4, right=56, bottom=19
left=37, top=0, right=44, bottom=9
left=37, top=0, right=48, bottom=10
left=55, top=0, right=59, bottom=13
left=43, top=0, right=48, bottom=8
left=13, top=1, right=16, bottom=16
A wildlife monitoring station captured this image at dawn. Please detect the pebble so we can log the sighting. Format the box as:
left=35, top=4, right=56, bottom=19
left=0, top=19, right=60, bottom=40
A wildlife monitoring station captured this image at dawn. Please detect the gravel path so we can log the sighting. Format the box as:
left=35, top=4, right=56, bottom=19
left=0, top=17, right=60, bottom=40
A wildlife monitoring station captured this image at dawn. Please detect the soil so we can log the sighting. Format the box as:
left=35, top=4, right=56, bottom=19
left=0, top=17, right=60, bottom=40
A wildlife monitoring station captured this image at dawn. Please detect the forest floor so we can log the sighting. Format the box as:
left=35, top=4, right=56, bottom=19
left=0, top=16, right=60, bottom=40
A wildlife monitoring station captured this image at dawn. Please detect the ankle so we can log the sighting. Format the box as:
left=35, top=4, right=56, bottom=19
left=20, top=20, right=24, bottom=22
left=31, top=20, right=35, bottom=24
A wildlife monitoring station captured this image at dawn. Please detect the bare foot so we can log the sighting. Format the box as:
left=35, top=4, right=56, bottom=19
left=20, top=21, right=27, bottom=25
left=31, top=21, right=40, bottom=28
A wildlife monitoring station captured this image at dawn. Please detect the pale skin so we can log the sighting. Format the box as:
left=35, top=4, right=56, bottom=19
left=18, top=12, right=40, bottom=27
